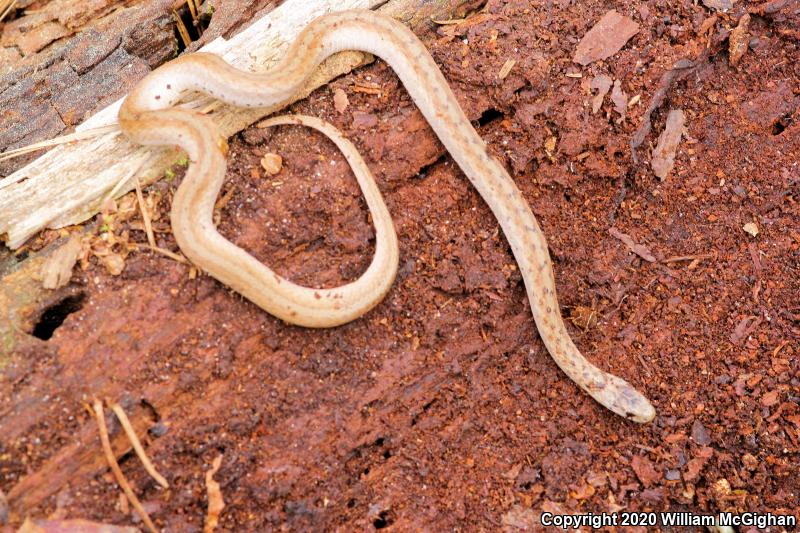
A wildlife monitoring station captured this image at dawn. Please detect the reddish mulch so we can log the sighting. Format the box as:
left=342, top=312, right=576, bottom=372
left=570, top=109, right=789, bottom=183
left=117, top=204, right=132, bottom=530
left=1, top=0, right=798, bottom=530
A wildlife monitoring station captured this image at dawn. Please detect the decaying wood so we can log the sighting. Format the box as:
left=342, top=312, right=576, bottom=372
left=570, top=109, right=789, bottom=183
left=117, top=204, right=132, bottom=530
left=0, top=0, right=462, bottom=250
left=1, top=0, right=470, bottom=519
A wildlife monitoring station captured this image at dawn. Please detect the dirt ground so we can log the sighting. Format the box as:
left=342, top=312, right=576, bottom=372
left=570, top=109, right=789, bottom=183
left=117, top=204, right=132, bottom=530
left=1, top=0, right=799, bottom=531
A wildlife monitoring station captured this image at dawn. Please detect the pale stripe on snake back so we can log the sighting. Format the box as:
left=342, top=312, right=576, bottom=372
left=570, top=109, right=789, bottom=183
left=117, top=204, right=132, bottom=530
left=119, top=10, right=655, bottom=422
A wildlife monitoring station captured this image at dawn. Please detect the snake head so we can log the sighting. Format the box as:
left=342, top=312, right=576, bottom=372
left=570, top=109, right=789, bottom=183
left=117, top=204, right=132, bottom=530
left=602, top=374, right=656, bottom=424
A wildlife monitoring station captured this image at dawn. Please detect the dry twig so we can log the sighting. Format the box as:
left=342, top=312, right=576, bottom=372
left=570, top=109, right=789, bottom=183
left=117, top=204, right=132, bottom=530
left=93, top=399, right=158, bottom=533
left=110, top=403, right=169, bottom=489
left=204, top=455, right=225, bottom=533
left=134, top=178, right=157, bottom=249
left=0, top=0, right=16, bottom=23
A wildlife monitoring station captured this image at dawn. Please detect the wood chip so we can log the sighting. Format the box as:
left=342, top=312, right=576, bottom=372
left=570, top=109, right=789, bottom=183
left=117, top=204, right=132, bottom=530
left=260, top=153, right=282, bottom=176
left=761, top=390, right=780, bottom=407
left=573, top=10, right=639, bottom=66
left=333, top=88, right=349, bottom=113
left=730, top=315, right=762, bottom=344
left=40, top=235, right=82, bottom=289
left=18, top=518, right=138, bottom=532
left=702, top=0, right=733, bottom=11
left=631, top=455, right=659, bottom=488
left=608, top=227, right=657, bottom=262
left=204, top=455, right=225, bottom=533
left=611, top=79, right=628, bottom=118
left=729, top=13, right=751, bottom=66
left=100, top=253, right=126, bottom=276
left=498, top=58, right=516, bottom=80
left=743, top=222, right=759, bottom=237
left=651, top=109, right=685, bottom=180
left=590, top=74, right=612, bottom=113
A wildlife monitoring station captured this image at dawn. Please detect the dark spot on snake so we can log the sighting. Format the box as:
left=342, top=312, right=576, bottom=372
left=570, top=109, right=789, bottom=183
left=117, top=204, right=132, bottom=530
left=166, top=84, right=172, bottom=89
left=314, top=292, right=321, bottom=299
left=155, top=95, right=161, bottom=100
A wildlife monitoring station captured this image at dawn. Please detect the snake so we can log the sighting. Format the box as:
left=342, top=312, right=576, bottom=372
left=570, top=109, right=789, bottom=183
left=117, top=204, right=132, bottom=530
left=118, top=9, right=655, bottom=423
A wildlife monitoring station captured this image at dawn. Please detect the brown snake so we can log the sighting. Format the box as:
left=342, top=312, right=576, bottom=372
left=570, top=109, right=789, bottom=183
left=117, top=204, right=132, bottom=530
left=119, top=9, right=655, bottom=423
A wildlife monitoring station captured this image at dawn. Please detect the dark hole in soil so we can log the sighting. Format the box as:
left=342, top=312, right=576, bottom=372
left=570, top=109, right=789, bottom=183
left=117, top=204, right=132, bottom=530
left=383, top=449, right=392, bottom=459
left=346, top=499, right=356, bottom=508
left=477, top=107, right=503, bottom=127
left=32, top=293, right=86, bottom=340
left=373, top=510, right=394, bottom=529
left=771, top=113, right=792, bottom=136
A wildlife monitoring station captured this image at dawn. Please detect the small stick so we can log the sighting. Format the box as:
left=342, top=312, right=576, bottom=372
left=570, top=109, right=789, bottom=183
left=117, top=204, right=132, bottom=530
left=93, top=399, right=158, bottom=533
left=204, top=455, right=225, bottom=533
left=133, top=243, right=189, bottom=264
left=110, top=403, right=169, bottom=489
left=174, top=10, right=192, bottom=48
left=134, top=178, right=157, bottom=249
left=663, top=253, right=712, bottom=263
left=0, top=0, right=16, bottom=24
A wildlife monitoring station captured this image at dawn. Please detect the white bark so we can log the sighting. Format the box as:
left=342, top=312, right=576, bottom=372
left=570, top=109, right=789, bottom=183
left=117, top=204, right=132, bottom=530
left=0, top=0, right=387, bottom=249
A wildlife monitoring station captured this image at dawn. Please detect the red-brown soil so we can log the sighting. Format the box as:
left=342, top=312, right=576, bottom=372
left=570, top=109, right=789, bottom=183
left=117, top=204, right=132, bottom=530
left=1, top=0, right=798, bottom=531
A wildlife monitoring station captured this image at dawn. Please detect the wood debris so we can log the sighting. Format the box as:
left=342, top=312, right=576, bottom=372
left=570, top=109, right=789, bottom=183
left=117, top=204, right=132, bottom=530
left=40, top=234, right=83, bottom=289
left=611, top=79, right=628, bottom=119
left=743, top=222, right=759, bottom=237
left=17, top=518, right=138, bottom=532
left=333, top=88, right=349, bottom=113
left=729, top=13, right=751, bottom=66
left=630, top=58, right=701, bottom=162
left=573, top=10, right=639, bottom=66
left=0, top=0, right=16, bottom=24
left=93, top=399, right=158, bottom=533
left=110, top=403, right=169, bottom=489
left=204, top=455, right=225, bottom=533
left=260, top=153, right=283, bottom=176
left=702, top=0, right=733, bottom=11
left=651, top=109, right=686, bottom=180
left=590, top=74, right=612, bottom=113
left=608, top=227, right=657, bottom=262
left=497, top=58, right=516, bottom=80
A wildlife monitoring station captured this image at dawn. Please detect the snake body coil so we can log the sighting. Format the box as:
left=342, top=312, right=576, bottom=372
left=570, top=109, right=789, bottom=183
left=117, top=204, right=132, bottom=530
left=119, top=10, right=655, bottom=423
